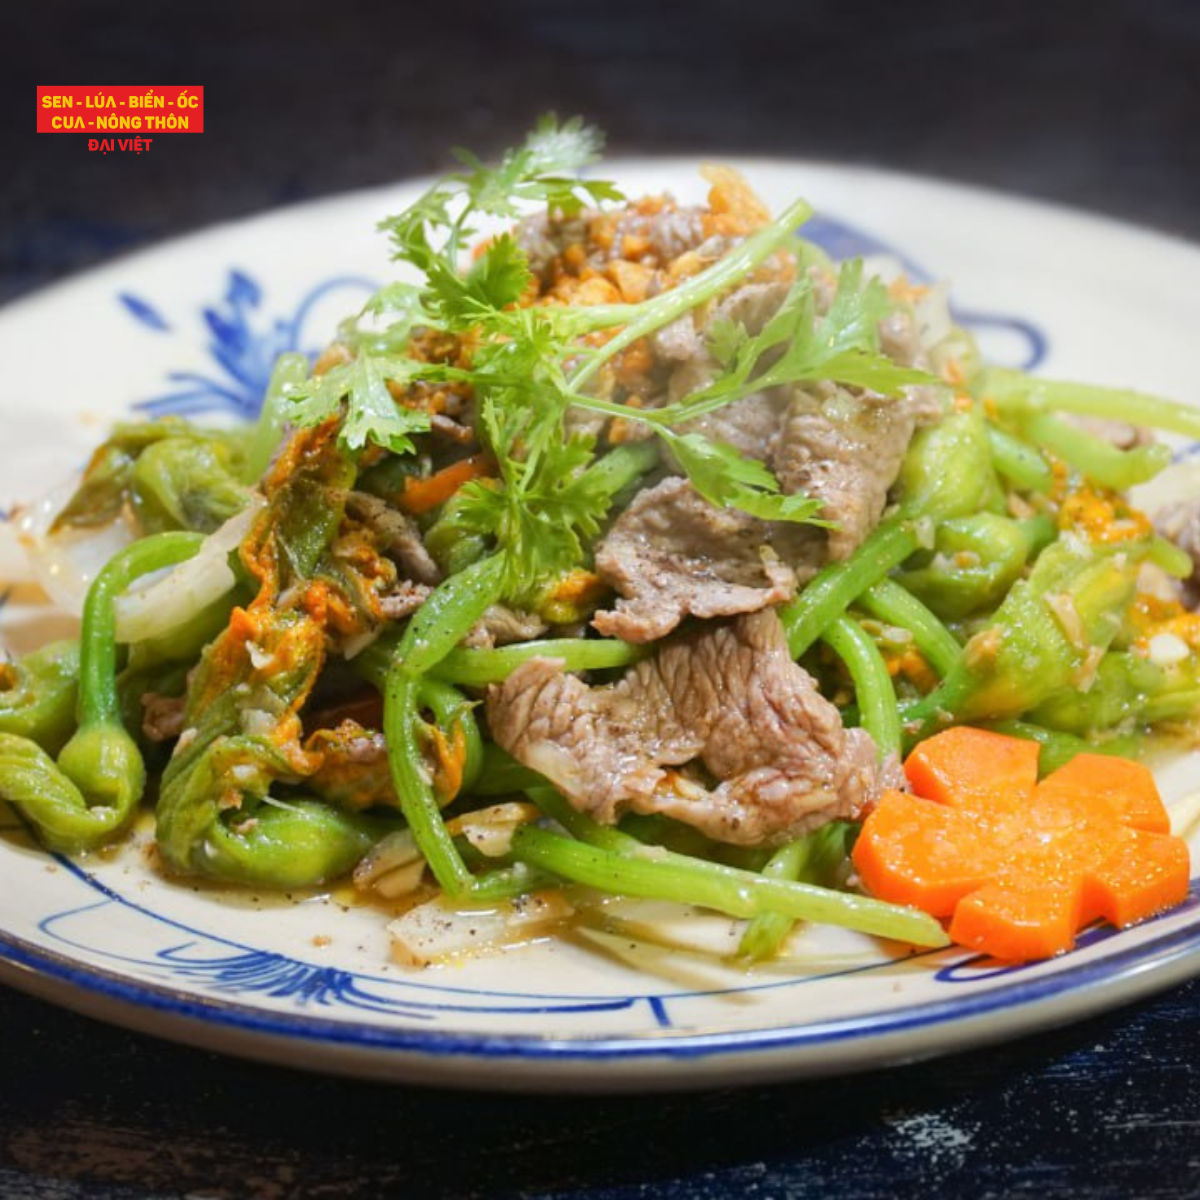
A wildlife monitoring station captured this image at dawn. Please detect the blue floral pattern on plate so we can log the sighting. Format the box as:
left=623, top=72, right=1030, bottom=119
left=120, top=269, right=377, bottom=418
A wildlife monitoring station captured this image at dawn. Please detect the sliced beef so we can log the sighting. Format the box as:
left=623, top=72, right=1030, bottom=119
left=654, top=281, right=791, bottom=406
left=516, top=204, right=711, bottom=283
left=344, top=491, right=443, bottom=586
left=646, top=277, right=938, bottom=563
left=1155, top=498, right=1200, bottom=603
left=1067, top=415, right=1156, bottom=450
left=377, top=580, right=432, bottom=621
left=487, top=609, right=894, bottom=845
left=464, top=605, right=549, bottom=649
left=773, top=383, right=919, bottom=560
left=592, top=476, right=807, bottom=643
left=685, top=391, right=792, bottom=462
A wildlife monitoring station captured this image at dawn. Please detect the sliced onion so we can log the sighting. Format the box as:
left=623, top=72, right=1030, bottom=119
left=113, top=496, right=264, bottom=643
left=19, top=480, right=139, bottom=616
left=386, top=890, right=574, bottom=966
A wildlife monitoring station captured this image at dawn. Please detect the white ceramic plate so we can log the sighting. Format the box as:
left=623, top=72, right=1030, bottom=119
left=3, top=160, right=1200, bottom=1093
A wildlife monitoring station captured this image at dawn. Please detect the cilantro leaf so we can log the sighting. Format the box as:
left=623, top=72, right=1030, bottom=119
left=662, top=431, right=829, bottom=525
left=706, top=315, right=751, bottom=370
left=521, top=113, right=606, bottom=177
left=664, top=260, right=935, bottom=424
left=381, top=114, right=622, bottom=281
left=359, top=281, right=428, bottom=321
left=376, top=188, right=455, bottom=273
left=342, top=282, right=431, bottom=354
left=424, top=234, right=533, bottom=328
left=453, top=115, right=618, bottom=219
left=290, top=121, right=922, bottom=602
left=450, top=431, right=623, bottom=598
left=286, top=355, right=435, bottom=455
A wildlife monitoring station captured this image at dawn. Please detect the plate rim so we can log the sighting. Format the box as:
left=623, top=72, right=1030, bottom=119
left=3, top=156, right=1200, bottom=1089
left=3, top=154, right=1199, bottom=327
left=5, top=906, right=1200, bottom=1090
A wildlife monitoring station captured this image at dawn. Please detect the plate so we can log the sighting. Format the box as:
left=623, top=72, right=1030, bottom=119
left=2, top=160, right=1200, bottom=1092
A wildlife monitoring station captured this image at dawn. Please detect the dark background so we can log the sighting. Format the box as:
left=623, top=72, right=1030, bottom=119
left=5, top=2, right=1200, bottom=1197
left=5, top=0, right=1199, bottom=304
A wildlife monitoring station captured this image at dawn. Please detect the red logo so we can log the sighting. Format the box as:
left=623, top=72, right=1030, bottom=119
left=37, top=86, right=204, bottom=134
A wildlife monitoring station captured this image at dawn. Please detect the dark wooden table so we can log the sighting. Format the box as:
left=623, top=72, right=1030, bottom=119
left=5, top=2, right=1200, bottom=1196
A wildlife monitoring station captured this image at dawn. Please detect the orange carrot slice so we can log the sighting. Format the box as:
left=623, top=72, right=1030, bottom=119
left=396, top=455, right=493, bottom=515
left=1033, top=753, right=1168, bottom=834
left=852, top=727, right=1191, bottom=962
left=903, top=724, right=1040, bottom=808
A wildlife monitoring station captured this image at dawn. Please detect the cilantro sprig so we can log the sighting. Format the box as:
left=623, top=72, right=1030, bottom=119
left=284, top=116, right=939, bottom=598
left=676, top=260, right=930, bottom=420
left=378, top=113, right=622, bottom=326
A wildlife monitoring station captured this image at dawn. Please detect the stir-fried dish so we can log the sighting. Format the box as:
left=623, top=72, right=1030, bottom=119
left=3, top=118, right=1199, bottom=966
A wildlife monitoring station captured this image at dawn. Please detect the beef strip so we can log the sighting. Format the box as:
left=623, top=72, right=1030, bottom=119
left=344, top=491, right=442, bottom=586
left=1155, top=498, right=1200, bottom=604
left=488, top=609, right=895, bottom=845
left=649, top=278, right=940, bottom=563
left=662, top=286, right=792, bottom=461
left=653, top=281, right=791, bottom=406
left=592, top=476, right=809, bottom=642
left=773, top=383, right=920, bottom=560
left=142, top=691, right=187, bottom=742
left=516, top=204, right=712, bottom=283
left=377, top=580, right=432, bottom=621
left=464, top=605, right=550, bottom=649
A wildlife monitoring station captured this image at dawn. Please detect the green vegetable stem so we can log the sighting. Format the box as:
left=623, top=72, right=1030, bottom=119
left=375, top=555, right=532, bottom=898
left=822, top=615, right=901, bottom=759
left=985, top=422, right=1053, bottom=494
left=982, top=368, right=1200, bottom=443
left=1018, top=411, right=1171, bottom=491
left=0, top=532, right=202, bottom=853
left=737, top=822, right=855, bottom=960
left=857, top=579, right=961, bottom=679
left=523, top=789, right=946, bottom=948
left=430, top=636, right=646, bottom=688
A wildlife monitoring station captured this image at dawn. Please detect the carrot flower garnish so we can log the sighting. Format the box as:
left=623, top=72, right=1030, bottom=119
left=852, top=726, right=1191, bottom=962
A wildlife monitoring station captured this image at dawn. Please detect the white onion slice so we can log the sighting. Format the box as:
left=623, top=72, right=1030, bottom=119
left=113, top=496, right=264, bottom=643
left=19, top=479, right=138, bottom=616
left=386, top=890, right=574, bottom=967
